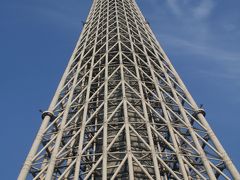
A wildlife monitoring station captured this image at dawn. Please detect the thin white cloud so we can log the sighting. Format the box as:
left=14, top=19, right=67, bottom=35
left=160, top=34, right=240, bottom=62
left=193, top=0, right=214, bottom=19
left=165, top=0, right=214, bottom=20
left=199, top=69, right=240, bottom=80
left=166, top=0, right=183, bottom=16
left=158, top=34, right=240, bottom=80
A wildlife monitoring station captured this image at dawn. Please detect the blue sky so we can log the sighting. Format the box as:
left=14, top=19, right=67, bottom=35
left=0, top=0, right=239, bottom=179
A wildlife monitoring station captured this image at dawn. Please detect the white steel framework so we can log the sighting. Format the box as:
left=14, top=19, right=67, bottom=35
left=19, top=0, right=240, bottom=179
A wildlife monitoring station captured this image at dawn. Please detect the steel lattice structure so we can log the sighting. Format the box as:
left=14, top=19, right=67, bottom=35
left=19, top=0, right=240, bottom=179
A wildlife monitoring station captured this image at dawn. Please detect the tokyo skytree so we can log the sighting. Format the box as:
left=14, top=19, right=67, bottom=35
left=19, top=0, right=240, bottom=179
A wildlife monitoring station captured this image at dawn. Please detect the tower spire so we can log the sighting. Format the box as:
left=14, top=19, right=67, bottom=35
left=19, top=0, right=240, bottom=179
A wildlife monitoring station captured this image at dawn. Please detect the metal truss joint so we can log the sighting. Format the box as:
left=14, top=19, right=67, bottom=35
left=194, top=108, right=206, bottom=117
left=41, top=111, right=55, bottom=121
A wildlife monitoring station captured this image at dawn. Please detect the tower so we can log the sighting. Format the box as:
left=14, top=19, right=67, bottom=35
left=19, top=0, right=240, bottom=179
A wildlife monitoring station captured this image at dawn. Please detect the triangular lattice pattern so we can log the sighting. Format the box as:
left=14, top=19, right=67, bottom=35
left=19, top=0, right=240, bottom=179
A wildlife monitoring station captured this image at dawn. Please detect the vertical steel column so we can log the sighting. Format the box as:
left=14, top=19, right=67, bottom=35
left=116, top=0, right=134, bottom=178
left=102, top=0, right=109, bottom=178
